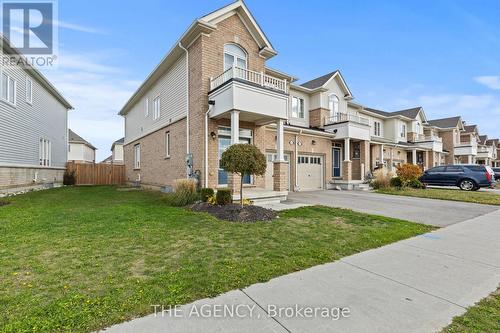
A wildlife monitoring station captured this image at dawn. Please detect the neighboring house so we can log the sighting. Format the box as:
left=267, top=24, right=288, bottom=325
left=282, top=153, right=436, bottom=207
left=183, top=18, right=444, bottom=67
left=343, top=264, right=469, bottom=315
left=426, top=116, right=465, bottom=165
left=111, top=138, right=124, bottom=164
left=68, top=129, right=96, bottom=163
left=476, top=136, right=497, bottom=166
left=101, top=156, right=113, bottom=164
left=117, top=1, right=484, bottom=193
left=0, top=36, right=73, bottom=190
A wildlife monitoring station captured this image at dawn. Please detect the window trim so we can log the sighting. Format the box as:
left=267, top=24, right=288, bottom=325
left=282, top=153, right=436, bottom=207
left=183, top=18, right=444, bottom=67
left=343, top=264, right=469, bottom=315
left=328, top=94, right=339, bottom=118
left=291, top=96, right=305, bottom=119
left=134, top=144, right=141, bottom=169
left=223, top=43, right=248, bottom=70
left=1, top=72, right=16, bottom=106
left=165, top=131, right=171, bottom=158
left=39, top=138, right=51, bottom=167
left=401, top=123, right=406, bottom=138
left=25, top=76, right=33, bottom=104
left=153, top=96, right=161, bottom=120
left=373, top=121, right=381, bottom=137
left=145, top=98, right=149, bottom=117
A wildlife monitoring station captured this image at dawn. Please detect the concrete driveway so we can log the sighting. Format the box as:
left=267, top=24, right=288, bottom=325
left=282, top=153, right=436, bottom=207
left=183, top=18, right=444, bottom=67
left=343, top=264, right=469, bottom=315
left=286, top=190, right=498, bottom=227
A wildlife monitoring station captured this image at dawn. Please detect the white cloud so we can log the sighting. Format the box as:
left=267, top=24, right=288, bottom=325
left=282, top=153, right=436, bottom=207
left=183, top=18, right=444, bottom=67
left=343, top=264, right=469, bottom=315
left=53, top=20, right=107, bottom=35
left=474, top=76, right=500, bottom=90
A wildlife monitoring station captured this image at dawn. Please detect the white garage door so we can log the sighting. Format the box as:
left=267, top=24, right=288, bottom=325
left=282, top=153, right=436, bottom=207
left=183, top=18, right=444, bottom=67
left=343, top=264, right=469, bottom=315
left=297, top=155, right=323, bottom=191
left=265, top=153, right=290, bottom=190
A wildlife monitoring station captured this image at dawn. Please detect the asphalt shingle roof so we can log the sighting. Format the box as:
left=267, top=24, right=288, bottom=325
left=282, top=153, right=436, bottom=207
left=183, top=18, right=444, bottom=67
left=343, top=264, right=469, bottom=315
left=486, top=138, right=499, bottom=146
left=463, top=125, right=478, bottom=133
left=365, top=107, right=422, bottom=119
left=427, top=116, right=462, bottom=128
left=68, top=129, right=96, bottom=150
left=478, top=135, right=488, bottom=144
left=300, top=71, right=338, bottom=89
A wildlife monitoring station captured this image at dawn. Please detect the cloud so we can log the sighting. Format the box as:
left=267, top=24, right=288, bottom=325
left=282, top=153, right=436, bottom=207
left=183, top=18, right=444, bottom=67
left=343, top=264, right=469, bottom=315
left=474, top=76, right=500, bottom=90
left=53, top=20, right=107, bottom=35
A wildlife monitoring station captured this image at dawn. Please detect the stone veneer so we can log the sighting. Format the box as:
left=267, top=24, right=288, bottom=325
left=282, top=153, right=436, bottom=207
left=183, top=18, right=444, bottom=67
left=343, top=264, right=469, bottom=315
left=309, top=108, right=330, bottom=128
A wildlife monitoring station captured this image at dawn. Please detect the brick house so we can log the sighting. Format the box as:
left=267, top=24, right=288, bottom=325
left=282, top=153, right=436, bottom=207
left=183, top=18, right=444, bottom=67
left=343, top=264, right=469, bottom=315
left=119, top=1, right=493, bottom=195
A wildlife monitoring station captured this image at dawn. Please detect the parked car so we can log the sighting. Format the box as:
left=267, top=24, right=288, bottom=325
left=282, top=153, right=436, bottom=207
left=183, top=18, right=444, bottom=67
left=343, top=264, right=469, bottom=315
left=493, top=167, right=500, bottom=181
left=420, top=165, right=496, bottom=191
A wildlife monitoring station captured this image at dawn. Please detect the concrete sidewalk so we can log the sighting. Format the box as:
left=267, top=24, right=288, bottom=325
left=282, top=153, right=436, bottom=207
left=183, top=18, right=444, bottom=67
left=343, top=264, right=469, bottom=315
left=102, top=209, right=500, bottom=333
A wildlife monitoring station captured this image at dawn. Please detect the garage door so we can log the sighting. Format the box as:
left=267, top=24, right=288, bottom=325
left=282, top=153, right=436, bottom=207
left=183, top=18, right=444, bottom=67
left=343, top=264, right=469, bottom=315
left=265, top=153, right=290, bottom=190
left=297, top=155, right=323, bottom=191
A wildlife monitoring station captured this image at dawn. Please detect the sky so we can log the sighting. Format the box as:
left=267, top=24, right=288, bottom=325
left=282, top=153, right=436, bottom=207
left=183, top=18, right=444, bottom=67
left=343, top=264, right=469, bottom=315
left=35, top=0, right=500, bottom=161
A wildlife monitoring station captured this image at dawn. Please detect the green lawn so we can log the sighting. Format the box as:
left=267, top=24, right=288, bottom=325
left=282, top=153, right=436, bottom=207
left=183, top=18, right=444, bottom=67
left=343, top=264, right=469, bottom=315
left=377, top=188, right=500, bottom=206
left=441, top=288, right=499, bottom=333
left=0, top=186, right=433, bottom=332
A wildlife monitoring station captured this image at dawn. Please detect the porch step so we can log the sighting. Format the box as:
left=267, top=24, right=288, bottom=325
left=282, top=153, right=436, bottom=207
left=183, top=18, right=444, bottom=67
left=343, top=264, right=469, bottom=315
left=353, top=183, right=370, bottom=191
left=230, top=189, right=288, bottom=205
left=328, top=180, right=370, bottom=191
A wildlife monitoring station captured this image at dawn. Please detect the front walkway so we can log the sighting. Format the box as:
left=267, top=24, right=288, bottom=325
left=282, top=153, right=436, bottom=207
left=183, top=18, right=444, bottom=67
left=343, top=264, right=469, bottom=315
left=102, top=209, right=500, bottom=333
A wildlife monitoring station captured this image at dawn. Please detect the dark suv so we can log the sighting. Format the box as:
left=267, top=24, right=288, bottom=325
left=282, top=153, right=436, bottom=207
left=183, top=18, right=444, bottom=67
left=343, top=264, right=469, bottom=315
left=493, top=167, right=500, bottom=181
left=420, top=165, right=496, bottom=191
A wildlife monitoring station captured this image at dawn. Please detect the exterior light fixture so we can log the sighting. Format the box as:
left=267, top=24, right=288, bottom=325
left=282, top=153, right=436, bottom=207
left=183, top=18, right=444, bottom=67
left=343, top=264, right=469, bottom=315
left=210, top=132, right=216, bottom=140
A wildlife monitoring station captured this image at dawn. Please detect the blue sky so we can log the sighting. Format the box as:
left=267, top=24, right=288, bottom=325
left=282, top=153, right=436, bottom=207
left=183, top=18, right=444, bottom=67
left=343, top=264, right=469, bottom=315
left=40, top=0, right=500, bottom=160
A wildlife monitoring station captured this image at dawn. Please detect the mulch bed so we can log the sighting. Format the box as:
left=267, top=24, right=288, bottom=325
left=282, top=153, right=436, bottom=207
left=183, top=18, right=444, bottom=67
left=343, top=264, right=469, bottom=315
left=191, top=202, right=277, bottom=222
left=0, top=201, right=10, bottom=207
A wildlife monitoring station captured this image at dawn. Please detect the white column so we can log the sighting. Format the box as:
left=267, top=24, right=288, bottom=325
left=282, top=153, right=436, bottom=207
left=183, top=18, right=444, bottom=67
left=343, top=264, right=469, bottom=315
left=437, top=152, right=441, bottom=166
left=412, top=149, right=417, bottom=164
left=276, top=119, right=285, bottom=162
left=230, top=111, right=239, bottom=145
left=344, top=138, right=350, bottom=161
left=467, top=155, right=472, bottom=164
left=379, top=144, right=384, bottom=165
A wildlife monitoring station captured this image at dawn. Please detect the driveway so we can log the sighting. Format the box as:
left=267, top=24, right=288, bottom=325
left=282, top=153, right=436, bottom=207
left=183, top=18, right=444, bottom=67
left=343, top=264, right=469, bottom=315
left=286, top=190, right=498, bottom=227
left=102, top=208, right=500, bottom=333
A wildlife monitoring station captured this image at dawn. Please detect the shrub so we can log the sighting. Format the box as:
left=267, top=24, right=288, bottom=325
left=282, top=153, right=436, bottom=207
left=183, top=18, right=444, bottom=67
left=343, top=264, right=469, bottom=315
left=396, top=164, right=423, bottom=187
left=200, top=188, right=214, bottom=202
left=207, top=195, right=216, bottom=205
left=162, top=191, right=199, bottom=207
left=390, top=176, right=403, bottom=188
left=370, top=168, right=394, bottom=190
left=409, top=178, right=423, bottom=189
left=63, top=170, right=76, bottom=185
left=216, top=189, right=232, bottom=205
left=173, top=179, right=196, bottom=194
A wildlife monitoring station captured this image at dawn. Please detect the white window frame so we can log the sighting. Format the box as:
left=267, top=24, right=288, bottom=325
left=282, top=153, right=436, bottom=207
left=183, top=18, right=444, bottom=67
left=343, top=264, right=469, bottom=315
left=401, top=124, right=406, bottom=138
left=39, top=138, right=51, bottom=167
left=25, top=76, right=33, bottom=104
left=291, top=96, right=305, bottom=119
left=145, top=98, right=149, bottom=117
left=223, top=43, right=247, bottom=70
left=165, top=131, right=170, bottom=158
left=153, top=96, right=161, bottom=120
left=134, top=144, right=141, bottom=169
left=1, top=72, right=16, bottom=106
left=373, top=121, right=381, bottom=137
left=329, top=94, right=339, bottom=118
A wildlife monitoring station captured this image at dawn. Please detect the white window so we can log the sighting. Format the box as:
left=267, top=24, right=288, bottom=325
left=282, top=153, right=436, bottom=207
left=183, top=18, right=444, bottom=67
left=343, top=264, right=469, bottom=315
left=134, top=144, right=141, bottom=169
left=401, top=124, right=406, bottom=138
left=291, top=96, right=304, bottom=118
left=145, top=98, right=149, bottom=117
left=25, top=77, right=33, bottom=104
left=374, top=121, right=381, bottom=136
left=165, top=131, right=170, bottom=158
left=153, top=96, right=161, bottom=120
left=223, top=44, right=247, bottom=70
left=39, top=138, right=51, bottom=166
left=329, top=94, right=339, bottom=118
left=1, top=72, right=16, bottom=105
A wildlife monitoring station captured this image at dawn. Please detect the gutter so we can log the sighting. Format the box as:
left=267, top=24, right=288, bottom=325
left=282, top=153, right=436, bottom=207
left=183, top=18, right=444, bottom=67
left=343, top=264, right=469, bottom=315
left=178, top=42, right=190, bottom=177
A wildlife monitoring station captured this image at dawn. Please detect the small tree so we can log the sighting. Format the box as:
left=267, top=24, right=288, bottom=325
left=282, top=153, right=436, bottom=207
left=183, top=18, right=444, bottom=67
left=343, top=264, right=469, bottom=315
left=220, top=144, right=267, bottom=206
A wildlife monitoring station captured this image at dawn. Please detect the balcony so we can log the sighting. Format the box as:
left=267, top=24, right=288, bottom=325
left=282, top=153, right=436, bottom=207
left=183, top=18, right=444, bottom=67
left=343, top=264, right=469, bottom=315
left=414, top=134, right=443, bottom=152
left=325, top=113, right=370, bottom=126
left=208, top=67, right=289, bottom=123
left=324, top=113, right=370, bottom=140
left=415, top=134, right=442, bottom=143
left=477, top=147, right=494, bottom=159
left=454, top=143, right=478, bottom=156
left=210, top=66, right=288, bottom=94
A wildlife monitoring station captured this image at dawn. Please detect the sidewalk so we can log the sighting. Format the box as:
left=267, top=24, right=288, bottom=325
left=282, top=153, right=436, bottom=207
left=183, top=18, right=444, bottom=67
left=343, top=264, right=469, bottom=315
left=101, top=209, right=500, bottom=333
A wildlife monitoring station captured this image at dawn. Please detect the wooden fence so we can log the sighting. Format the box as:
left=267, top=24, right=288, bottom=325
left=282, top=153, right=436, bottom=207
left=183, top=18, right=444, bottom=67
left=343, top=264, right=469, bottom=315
left=66, top=162, right=125, bottom=185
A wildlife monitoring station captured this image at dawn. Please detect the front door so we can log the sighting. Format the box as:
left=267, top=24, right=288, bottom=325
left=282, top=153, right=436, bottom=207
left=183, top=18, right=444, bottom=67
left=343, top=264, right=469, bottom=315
left=332, top=147, right=341, bottom=177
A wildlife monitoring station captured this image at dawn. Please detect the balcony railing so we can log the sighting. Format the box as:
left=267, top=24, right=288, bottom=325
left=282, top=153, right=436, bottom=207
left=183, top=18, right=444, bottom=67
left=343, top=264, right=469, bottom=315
left=209, top=66, right=288, bottom=94
left=326, top=113, right=370, bottom=126
left=415, top=134, right=442, bottom=142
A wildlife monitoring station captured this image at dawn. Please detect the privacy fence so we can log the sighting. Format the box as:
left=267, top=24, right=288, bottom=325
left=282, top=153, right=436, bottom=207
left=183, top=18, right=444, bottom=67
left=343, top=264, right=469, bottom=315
left=66, top=162, right=125, bottom=185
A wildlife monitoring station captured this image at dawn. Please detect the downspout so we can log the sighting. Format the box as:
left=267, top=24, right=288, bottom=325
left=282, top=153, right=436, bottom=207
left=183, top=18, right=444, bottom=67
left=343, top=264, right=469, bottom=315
left=204, top=105, right=213, bottom=188
left=295, top=129, right=303, bottom=191
left=178, top=42, right=190, bottom=177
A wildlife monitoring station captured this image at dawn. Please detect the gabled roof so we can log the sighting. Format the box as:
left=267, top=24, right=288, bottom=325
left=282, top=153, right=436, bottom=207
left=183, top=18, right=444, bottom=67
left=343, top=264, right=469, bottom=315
left=478, top=135, right=488, bottom=145
left=299, top=70, right=353, bottom=98
left=68, top=129, right=96, bottom=150
left=427, top=116, right=462, bottom=129
left=486, top=139, right=499, bottom=146
left=119, top=1, right=277, bottom=115
left=463, top=124, right=478, bottom=133
left=111, top=137, right=125, bottom=150
left=101, top=156, right=113, bottom=163
left=1, top=35, right=73, bottom=110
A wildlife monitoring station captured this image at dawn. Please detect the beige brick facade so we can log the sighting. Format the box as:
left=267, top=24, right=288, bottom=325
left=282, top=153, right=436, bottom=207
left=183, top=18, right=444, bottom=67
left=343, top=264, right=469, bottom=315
left=309, top=108, right=330, bottom=128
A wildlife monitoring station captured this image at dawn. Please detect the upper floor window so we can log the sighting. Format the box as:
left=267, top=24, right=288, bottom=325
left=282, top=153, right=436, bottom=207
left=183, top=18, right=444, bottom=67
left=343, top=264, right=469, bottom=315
left=328, top=94, right=339, bottom=118
left=373, top=121, right=381, bottom=136
left=224, top=44, right=247, bottom=71
left=153, top=96, right=161, bottom=120
left=291, top=96, right=304, bottom=118
left=25, top=77, right=33, bottom=104
left=1, top=72, right=16, bottom=105
left=416, top=122, right=421, bottom=134
left=400, top=124, right=406, bottom=138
